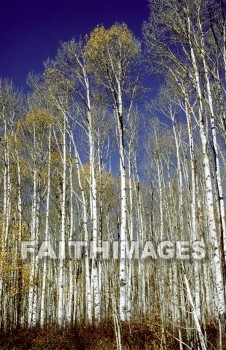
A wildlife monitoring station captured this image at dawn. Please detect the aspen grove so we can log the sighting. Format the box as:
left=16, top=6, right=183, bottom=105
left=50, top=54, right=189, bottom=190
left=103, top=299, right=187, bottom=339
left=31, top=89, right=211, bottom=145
left=0, top=0, right=225, bottom=348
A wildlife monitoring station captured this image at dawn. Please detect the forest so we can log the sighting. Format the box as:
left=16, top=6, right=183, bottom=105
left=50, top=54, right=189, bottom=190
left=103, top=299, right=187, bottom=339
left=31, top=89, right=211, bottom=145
left=0, top=0, right=225, bottom=349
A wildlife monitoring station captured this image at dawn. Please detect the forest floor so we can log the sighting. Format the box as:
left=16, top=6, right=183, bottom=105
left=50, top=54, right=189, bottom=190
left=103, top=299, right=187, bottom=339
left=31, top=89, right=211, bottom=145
left=0, top=320, right=224, bottom=349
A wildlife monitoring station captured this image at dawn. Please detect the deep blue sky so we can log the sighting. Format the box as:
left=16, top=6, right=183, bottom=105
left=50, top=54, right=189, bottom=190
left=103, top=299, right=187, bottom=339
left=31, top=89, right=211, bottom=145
left=0, top=0, right=149, bottom=88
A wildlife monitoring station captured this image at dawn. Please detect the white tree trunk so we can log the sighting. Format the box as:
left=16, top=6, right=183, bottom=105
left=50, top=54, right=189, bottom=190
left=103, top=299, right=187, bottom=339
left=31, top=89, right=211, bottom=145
left=188, top=15, right=226, bottom=319
left=40, top=127, right=51, bottom=327
left=58, top=116, right=67, bottom=326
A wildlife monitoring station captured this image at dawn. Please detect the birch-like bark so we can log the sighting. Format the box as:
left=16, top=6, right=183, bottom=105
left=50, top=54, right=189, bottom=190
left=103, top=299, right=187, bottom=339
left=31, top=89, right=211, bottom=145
left=15, top=135, right=23, bottom=326
left=188, top=14, right=225, bottom=319
left=184, top=274, right=207, bottom=350
left=67, top=139, right=74, bottom=324
left=199, top=36, right=226, bottom=271
left=58, top=115, right=67, bottom=326
left=115, top=79, right=127, bottom=321
left=183, top=87, right=201, bottom=319
left=85, top=69, right=100, bottom=322
left=28, top=124, right=37, bottom=327
left=40, top=126, right=51, bottom=326
left=69, top=129, right=92, bottom=322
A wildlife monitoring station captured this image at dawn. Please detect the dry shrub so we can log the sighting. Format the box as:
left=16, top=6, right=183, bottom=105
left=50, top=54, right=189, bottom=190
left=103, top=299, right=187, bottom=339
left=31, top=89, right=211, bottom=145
left=0, top=319, right=224, bottom=349
left=205, top=321, right=226, bottom=350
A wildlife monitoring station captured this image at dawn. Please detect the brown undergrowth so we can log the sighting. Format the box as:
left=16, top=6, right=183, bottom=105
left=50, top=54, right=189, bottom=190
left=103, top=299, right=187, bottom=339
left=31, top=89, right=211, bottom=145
left=0, top=320, right=224, bottom=349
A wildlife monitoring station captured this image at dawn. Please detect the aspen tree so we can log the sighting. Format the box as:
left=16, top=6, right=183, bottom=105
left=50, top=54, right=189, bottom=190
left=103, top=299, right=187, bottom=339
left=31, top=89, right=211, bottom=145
left=144, top=0, right=226, bottom=327
left=52, top=39, right=100, bottom=322
left=85, top=23, right=140, bottom=321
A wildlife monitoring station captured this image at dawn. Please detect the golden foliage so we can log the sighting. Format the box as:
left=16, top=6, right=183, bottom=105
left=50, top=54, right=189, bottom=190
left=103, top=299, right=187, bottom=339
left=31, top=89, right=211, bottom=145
left=44, top=67, right=72, bottom=94
left=50, top=150, right=61, bottom=166
left=84, top=23, right=140, bottom=81
left=25, top=108, right=54, bottom=131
